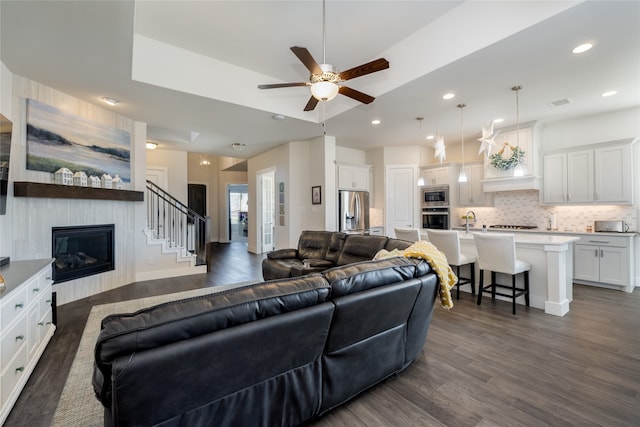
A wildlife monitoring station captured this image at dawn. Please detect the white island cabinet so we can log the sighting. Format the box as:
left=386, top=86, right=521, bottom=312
left=426, top=232, right=578, bottom=316
left=0, top=259, right=55, bottom=425
left=574, top=234, right=635, bottom=292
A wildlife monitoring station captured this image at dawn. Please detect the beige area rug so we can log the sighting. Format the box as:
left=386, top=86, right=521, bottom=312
left=51, top=282, right=255, bottom=427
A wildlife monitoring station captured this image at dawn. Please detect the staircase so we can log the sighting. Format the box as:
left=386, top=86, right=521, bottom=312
left=145, top=180, right=209, bottom=267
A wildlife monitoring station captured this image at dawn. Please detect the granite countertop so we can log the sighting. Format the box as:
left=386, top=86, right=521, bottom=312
left=455, top=231, right=579, bottom=245
left=450, top=226, right=637, bottom=237
left=0, top=258, right=54, bottom=300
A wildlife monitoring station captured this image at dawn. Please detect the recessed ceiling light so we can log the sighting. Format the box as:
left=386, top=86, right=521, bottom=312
left=145, top=142, right=157, bottom=150
left=493, top=118, right=504, bottom=124
left=426, top=135, right=435, bottom=140
left=442, top=93, right=455, bottom=100
left=601, top=90, right=617, bottom=97
left=371, top=119, right=381, bottom=125
left=101, top=97, right=119, bottom=106
left=272, top=114, right=285, bottom=120
left=572, top=43, right=593, bottom=54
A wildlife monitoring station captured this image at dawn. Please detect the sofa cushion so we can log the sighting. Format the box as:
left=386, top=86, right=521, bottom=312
left=336, top=234, right=389, bottom=265
left=297, top=230, right=334, bottom=260
left=323, top=257, right=417, bottom=298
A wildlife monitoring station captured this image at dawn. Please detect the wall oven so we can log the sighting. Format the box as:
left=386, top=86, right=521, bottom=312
left=421, top=207, right=449, bottom=230
left=421, top=185, right=449, bottom=207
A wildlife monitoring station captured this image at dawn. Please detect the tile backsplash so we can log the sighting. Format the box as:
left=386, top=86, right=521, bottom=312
left=453, top=190, right=637, bottom=232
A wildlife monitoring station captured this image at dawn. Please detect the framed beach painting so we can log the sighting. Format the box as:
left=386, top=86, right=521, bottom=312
left=26, top=99, right=131, bottom=182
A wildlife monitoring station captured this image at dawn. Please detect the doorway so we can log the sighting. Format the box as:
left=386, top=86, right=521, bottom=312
left=228, top=184, right=248, bottom=242
left=257, top=168, right=275, bottom=253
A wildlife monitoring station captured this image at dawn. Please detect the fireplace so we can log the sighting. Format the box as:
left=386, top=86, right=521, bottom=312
left=52, top=224, right=115, bottom=283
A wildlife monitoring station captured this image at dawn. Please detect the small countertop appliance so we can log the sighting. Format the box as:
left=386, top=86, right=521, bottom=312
left=594, top=220, right=628, bottom=233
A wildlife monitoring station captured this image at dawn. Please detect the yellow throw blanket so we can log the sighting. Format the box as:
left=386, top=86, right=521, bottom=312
left=400, top=240, right=458, bottom=310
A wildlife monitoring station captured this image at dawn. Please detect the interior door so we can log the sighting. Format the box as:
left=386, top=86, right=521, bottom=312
left=386, top=166, right=416, bottom=237
left=259, top=170, right=275, bottom=253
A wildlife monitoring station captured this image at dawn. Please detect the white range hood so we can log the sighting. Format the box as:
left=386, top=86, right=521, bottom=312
left=482, top=121, right=542, bottom=193
left=482, top=176, right=541, bottom=192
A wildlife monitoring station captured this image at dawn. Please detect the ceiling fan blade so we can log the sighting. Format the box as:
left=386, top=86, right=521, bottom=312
left=339, top=86, right=375, bottom=104
left=290, top=46, right=322, bottom=75
left=338, top=58, right=389, bottom=81
left=258, top=82, right=308, bottom=89
left=303, top=96, right=319, bottom=111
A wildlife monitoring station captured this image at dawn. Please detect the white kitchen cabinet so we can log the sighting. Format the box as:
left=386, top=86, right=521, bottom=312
left=543, top=150, right=593, bottom=204
left=543, top=140, right=633, bottom=205
left=337, top=164, right=370, bottom=191
left=574, top=235, right=633, bottom=290
left=422, top=166, right=450, bottom=186
left=594, top=144, right=632, bottom=204
left=459, top=162, right=493, bottom=207
left=0, top=260, right=55, bottom=425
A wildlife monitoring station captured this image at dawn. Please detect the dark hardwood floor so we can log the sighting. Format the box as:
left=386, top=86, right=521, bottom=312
left=5, top=243, right=640, bottom=426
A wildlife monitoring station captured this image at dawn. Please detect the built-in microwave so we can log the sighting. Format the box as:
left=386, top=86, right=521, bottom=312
left=421, top=185, right=449, bottom=207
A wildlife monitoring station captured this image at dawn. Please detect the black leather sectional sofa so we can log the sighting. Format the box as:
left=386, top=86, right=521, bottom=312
left=93, top=255, right=439, bottom=427
left=262, top=230, right=412, bottom=280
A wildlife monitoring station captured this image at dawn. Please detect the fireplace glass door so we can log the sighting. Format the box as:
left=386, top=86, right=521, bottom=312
left=52, top=224, right=115, bottom=283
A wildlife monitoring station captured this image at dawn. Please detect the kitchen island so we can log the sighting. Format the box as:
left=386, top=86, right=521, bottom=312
left=423, top=230, right=579, bottom=316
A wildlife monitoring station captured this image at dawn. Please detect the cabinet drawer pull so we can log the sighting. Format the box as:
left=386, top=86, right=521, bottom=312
left=46, top=299, right=52, bottom=304
left=600, top=249, right=604, bottom=257
left=33, top=287, right=41, bottom=293
left=15, top=334, right=25, bottom=341
left=15, top=366, right=25, bottom=373
left=588, top=240, right=610, bottom=244
left=15, top=302, right=24, bottom=309
left=38, top=322, right=45, bottom=326
left=595, top=249, right=598, bottom=257
left=46, top=276, right=52, bottom=280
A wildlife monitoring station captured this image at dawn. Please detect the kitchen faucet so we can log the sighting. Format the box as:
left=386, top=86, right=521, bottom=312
left=465, top=210, right=476, bottom=234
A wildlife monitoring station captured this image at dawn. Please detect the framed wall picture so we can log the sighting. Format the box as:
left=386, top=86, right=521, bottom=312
left=311, top=185, right=321, bottom=205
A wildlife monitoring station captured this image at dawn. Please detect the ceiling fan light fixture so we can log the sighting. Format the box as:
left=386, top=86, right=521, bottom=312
left=310, top=81, right=339, bottom=102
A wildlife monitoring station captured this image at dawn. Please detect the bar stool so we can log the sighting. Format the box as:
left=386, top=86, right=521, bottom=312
left=473, top=233, right=530, bottom=315
left=427, top=229, right=476, bottom=299
left=394, top=227, right=421, bottom=242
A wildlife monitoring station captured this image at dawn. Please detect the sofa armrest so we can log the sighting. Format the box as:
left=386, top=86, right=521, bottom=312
left=267, top=248, right=298, bottom=260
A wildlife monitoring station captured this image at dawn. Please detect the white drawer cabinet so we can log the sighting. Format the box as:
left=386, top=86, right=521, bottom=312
left=0, top=259, right=55, bottom=424
left=574, top=235, right=635, bottom=292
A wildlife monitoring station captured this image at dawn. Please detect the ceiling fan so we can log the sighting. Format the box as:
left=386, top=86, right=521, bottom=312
left=257, top=0, right=389, bottom=111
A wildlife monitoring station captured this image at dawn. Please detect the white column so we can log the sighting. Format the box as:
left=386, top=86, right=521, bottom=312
left=543, top=242, right=571, bottom=316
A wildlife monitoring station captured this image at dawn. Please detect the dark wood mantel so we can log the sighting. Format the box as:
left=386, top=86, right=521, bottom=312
left=13, top=181, right=144, bottom=202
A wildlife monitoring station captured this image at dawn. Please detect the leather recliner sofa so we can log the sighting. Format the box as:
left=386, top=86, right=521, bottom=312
left=262, top=230, right=412, bottom=280
left=93, top=256, right=439, bottom=427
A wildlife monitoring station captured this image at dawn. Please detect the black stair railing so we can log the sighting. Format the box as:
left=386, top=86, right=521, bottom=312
left=146, top=180, right=209, bottom=266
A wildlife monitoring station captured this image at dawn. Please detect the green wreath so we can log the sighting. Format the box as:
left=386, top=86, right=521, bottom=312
left=489, top=143, right=526, bottom=171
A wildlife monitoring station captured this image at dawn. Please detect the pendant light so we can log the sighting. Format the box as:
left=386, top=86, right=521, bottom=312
left=512, top=85, right=524, bottom=177
left=416, top=116, right=425, bottom=186
left=457, top=103, right=468, bottom=183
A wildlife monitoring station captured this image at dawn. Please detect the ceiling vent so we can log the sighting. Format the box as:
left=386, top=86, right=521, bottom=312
left=549, top=98, right=572, bottom=107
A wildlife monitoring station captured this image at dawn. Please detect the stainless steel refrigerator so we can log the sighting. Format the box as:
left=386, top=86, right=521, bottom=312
left=338, top=190, right=370, bottom=233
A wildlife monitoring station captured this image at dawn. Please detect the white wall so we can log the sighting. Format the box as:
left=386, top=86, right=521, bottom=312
left=7, top=75, right=145, bottom=305
left=543, top=107, right=640, bottom=150
left=0, top=60, right=14, bottom=259
left=248, top=143, right=289, bottom=252
left=147, top=148, right=188, bottom=203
